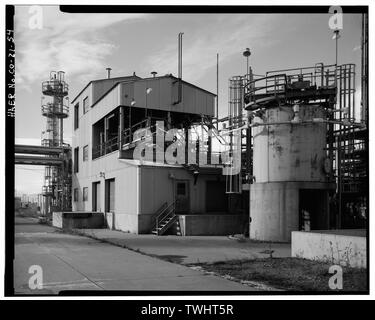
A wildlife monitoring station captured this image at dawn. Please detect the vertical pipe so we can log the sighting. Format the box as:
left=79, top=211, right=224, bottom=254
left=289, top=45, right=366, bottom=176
left=129, top=106, right=132, bottom=141
left=60, top=118, right=63, bottom=146
left=178, top=34, right=180, bottom=79
left=337, top=66, right=342, bottom=229
left=216, top=53, right=219, bottom=129
left=179, top=33, right=184, bottom=79
left=119, top=106, right=124, bottom=148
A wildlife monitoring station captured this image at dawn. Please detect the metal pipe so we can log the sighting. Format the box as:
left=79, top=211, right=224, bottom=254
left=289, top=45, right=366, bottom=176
left=216, top=53, right=219, bottom=130
left=106, top=67, right=112, bottom=79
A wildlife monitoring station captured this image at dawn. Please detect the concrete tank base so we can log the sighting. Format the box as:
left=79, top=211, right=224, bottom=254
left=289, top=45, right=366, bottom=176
left=250, top=181, right=332, bottom=242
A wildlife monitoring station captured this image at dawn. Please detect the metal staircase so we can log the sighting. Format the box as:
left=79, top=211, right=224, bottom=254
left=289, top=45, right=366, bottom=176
left=151, top=201, right=179, bottom=235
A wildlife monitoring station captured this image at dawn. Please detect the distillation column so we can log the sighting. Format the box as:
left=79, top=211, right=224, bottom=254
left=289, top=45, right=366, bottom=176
left=41, top=71, right=69, bottom=216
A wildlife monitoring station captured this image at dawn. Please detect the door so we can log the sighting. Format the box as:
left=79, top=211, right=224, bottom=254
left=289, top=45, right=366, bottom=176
left=299, top=189, right=329, bottom=230
left=105, top=178, right=115, bottom=213
left=206, top=181, right=227, bottom=212
left=92, top=181, right=101, bottom=212
left=175, top=180, right=189, bottom=214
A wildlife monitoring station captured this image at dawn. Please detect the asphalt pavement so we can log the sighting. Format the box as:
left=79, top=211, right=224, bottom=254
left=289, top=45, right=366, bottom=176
left=14, top=217, right=257, bottom=294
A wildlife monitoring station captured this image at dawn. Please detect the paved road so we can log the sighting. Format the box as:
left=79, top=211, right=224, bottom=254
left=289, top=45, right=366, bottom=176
left=14, top=217, right=255, bottom=294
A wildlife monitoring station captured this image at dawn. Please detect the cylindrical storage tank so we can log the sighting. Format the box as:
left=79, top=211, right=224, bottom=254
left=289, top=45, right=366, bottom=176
left=250, top=103, right=330, bottom=242
left=252, top=104, right=327, bottom=183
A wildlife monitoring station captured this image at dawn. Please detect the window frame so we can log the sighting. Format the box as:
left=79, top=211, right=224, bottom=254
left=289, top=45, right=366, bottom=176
left=83, top=96, right=89, bottom=114
left=83, top=187, right=88, bottom=202
left=74, top=147, right=79, bottom=173
left=83, top=145, right=89, bottom=162
left=74, top=103, right=79, bottom=130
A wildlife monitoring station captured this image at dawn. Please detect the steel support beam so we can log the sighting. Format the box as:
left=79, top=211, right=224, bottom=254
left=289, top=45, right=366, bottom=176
left=15, top=155, right=64, bottom=166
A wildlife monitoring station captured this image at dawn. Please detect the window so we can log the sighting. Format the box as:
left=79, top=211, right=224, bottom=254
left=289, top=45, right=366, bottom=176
left=83, top=96, right=89, bottom=114
left=74, top=103, right=79, bottom=129
left=83, top=187, right=88, bottom=201
left=83, top=145, right=88, bottom=162
left=73, top=188, right=79, bottom=202
left=74, top=147, right=79, bottom=173
left=177, top=182, right=186, bottom=196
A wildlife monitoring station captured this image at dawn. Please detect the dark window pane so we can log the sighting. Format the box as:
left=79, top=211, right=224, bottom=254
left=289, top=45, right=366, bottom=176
left=177, top=182, right=186, bottom=196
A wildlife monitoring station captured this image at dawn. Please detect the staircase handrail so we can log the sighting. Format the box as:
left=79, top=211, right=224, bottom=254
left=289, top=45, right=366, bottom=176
left=155, top=200, right=177, bottom=234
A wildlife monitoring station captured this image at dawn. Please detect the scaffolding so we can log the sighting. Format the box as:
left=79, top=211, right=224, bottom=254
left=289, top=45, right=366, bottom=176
left=41, top=71, right=71, bottom=216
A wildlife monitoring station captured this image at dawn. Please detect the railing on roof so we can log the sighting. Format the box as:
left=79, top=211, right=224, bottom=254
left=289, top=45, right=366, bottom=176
left=92, top=116, right=228, bottom=166
left=42, top=80, right=69, bottom=97
left=244, top=64, right=339, bottom=108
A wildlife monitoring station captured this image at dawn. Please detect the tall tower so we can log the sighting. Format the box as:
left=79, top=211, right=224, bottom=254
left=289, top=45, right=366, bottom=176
left=41, top=71, right=69, bottom=216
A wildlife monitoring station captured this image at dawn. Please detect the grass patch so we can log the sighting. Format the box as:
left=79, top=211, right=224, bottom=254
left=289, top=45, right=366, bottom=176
left=199, top=257, right=367, bottom=292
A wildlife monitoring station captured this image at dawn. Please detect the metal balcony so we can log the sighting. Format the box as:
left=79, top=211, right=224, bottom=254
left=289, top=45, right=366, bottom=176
left=42, top=80, right=68, bottom=96
left=41, top=103, right=69, bottom=118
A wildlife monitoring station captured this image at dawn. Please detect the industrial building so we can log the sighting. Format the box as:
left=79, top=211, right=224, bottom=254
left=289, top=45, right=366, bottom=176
left=14, top=14, right=368, bottom=243
left=70, top=72, right=247, bottom=235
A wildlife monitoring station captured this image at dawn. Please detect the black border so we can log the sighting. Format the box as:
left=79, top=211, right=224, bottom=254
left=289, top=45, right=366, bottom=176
left=5, top=4, right=15, bottom=297
left=0, top=300, right=372, bottom=317
left=5, top=4, right=370, bottom=298
left=60, top=5, right=368, bottom=14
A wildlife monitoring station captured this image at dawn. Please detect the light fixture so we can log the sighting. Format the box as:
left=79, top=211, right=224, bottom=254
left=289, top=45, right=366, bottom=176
left=243, top=48, right=251, bottom=76
left=332, top=30, right=341, bottom=40
left=243, top=48, right=251, bottom=57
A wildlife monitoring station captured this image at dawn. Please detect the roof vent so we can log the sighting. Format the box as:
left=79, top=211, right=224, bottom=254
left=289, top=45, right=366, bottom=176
left=106, top=67, right=112, bottom=79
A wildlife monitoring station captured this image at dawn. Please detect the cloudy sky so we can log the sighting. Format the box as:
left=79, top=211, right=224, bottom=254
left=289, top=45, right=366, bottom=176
left=14, top=5, right=363, bottom=194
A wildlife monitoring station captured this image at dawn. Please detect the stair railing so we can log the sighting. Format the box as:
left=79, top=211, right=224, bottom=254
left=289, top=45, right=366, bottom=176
left=155, top=200, right=177, bottom=235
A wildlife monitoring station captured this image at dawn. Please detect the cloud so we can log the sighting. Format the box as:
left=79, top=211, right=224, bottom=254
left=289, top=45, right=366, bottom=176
left=142, top=14, right=281, bottom=82
left=15, top=6, right=147, bottom=90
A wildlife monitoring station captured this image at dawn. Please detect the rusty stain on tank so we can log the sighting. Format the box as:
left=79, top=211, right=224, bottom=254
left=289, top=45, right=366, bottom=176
left=295, top=157, right=300, bottom=167
left=311, top=154, right=318, bottom=169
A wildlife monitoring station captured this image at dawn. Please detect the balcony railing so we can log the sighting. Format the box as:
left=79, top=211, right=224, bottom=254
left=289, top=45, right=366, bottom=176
left=42, top=80, right=69, bottom=96
left=41, top=103, right=69, bottom=118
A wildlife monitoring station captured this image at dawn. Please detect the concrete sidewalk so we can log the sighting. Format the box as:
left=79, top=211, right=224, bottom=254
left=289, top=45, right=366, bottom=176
left=71, top=228, right=291, bottom=265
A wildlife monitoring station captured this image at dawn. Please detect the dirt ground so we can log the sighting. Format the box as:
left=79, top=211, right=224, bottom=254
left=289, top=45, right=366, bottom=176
left=196, top=257, right=368, bottom=292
